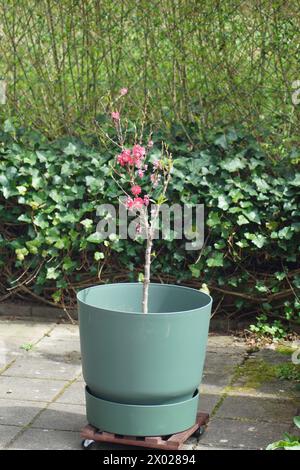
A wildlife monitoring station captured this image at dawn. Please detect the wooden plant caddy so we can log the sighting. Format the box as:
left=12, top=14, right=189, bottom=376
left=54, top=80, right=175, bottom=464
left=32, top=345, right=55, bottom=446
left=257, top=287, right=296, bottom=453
left=81, top=412, right=209, bottom=451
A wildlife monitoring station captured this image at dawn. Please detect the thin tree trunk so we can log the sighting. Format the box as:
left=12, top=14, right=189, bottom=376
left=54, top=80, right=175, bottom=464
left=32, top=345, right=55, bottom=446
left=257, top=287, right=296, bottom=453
left=142, top=234, right=152, bottom=314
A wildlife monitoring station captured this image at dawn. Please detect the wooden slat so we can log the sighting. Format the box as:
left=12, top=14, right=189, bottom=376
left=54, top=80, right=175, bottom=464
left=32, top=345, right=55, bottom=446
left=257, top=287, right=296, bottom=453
left=81, top=411, right=209, bottom=450
left=144, top=436, right=164, bottom=445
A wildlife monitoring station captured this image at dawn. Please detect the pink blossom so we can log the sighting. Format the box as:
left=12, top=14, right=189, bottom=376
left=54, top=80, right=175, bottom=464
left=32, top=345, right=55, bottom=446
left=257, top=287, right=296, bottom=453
left=153, top=159, right=161, bottom=170
left=126, top=196, right=145, bottom=210
left=132, top=144, right=146, bottom=159
left=143, top=195, right=150, bottom=206
left=117, top=154, right=125, bottom=166
left=122, top=148, right=131, bottom=158
left=137, top=169, right=144, bottom=178
left=111, top=111, right=120, bottom=121
left=125, top=196, right=134, bottom=209
left=117, top=149, right=133, bottom=166
left=135, top=158, right=143, bottom=169
left=131, top=185, right=142, bottom=196
left=120, top=88, right=128, bottom=96
left=132, top=197, right=145, bottom=210
left=148, top=140, right=154, bottom=148
left=151, top=173, right=161, bottom=188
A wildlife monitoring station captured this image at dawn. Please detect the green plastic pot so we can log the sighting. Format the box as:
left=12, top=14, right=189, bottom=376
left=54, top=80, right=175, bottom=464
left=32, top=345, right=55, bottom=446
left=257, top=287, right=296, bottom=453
left=77, top=283, right=212, bottom=436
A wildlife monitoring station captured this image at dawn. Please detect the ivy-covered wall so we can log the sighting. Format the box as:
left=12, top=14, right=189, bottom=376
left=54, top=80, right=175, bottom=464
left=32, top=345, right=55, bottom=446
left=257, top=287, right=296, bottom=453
left=0, top=122, right=299, bottom=332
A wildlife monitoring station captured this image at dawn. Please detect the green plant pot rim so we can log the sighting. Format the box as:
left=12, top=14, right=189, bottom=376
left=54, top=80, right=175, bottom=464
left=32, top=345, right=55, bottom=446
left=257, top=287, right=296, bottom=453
left=85, top=386, right=200, bottom=436
left=77, top=282, right=212, bottom=316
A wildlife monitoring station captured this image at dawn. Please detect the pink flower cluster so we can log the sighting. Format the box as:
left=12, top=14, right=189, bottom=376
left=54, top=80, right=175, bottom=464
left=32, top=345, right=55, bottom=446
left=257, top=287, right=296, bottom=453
left=131, top=185, right=142, bottom=196
left=150, top=173, right=161, bottom=188
left=126, top=194, right=149, bottom=210
left=117, top=149, right=132, bottom=166
left=117, top=145, right=146, bottom=169
left=111, top=111, right=120, bottom=121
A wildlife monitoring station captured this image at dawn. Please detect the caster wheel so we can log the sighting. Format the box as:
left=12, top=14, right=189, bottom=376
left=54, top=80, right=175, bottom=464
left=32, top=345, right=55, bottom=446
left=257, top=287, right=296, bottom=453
left=193, top=425, right=206, bottom=438
left=82, top=439, right=96, bottom=449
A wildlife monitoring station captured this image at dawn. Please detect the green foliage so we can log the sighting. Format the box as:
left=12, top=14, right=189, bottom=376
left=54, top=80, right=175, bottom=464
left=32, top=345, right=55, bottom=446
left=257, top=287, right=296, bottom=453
left=275, top=364, right=300, bottom=382
left=250, top=315, right=287, bottom=340
left=0, top=2, right=300, bottom=139
left=0, top=122, right=299, bottom=329
left=266, top=416, right=300, bottom=450
left=20, top=343, right=33, bottom=351
left=250, top=298, right=300, bottom=339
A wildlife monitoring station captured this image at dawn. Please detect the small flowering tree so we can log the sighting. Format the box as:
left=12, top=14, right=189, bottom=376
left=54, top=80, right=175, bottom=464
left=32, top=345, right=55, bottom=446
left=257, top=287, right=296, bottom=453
left=110, top=99, right=173, bottom=314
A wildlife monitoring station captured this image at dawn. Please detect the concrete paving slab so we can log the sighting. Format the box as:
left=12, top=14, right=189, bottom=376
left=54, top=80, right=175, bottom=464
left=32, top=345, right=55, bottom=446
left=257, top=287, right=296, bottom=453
left=56, top=380, right=85, bottom=406
left=2, top=355, right=81, bottom=381
left=8, top=428, right=81, bottom=450
left=0, top=356, right=16, bottom=374
left=216, top=395, right=300, bottom=424
left=251, top=348, right=294, bottom=365
left=0, top=424, right=22, bottom=449
left=32, top=403, right=86, bottom=431
left=0, top=320, right=55, bottom=341
left=196, top=444, right=237, bottom=450
left=197, top=417, right=292, bottom=450
left=199, top=372, right=233, bottom=395
left=0, top=337, right=39, bottom=359
left=198, top=393, right=222, bottom=414
left=229, top=373, right=299, bottom=399
left=45, top=324, right=80, bottom=341
left=0, top=376, right=67, bottom=402
left=0, top=399, right=47, bottom=426
left=33, top=339, right=81, bottom=364
left=204, top=351, right=245, bottom=372
left=207, top=334, right=247, bottom=354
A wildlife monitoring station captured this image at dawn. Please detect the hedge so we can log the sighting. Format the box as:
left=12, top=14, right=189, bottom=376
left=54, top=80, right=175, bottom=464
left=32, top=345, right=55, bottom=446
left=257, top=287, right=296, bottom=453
left=1, top=1, right=300, bottom=138
left=0, top=120, right=299, bottom=332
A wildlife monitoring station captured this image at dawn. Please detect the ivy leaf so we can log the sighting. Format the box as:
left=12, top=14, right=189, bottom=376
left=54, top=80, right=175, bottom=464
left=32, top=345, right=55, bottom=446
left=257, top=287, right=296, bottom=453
left=15, top=247, right=29, bottom=261
left=217, top=195, right=229, bottom=210
left=62, top=257, right=76, bottom=271
left=220, top=157, right=246, bottom=172
left=80, top=218, right=93, bottom=230
left=278, top=226, right=294, bottom=240
left=245, top=233, right=266, bottom=248
left=255, top=281, right=268, bottom=293
left=237, top=215, right=249, bottom=225
left=63, top=143, right=78, bottom=156
left=236, top=239, right=249, bottom=248
left=214, top=134, right=228, bottom=149
left=253, top=235, right=267, bottom=248
left=207, top=212, right=221, bottom=227
left=32, top=175, right=43, bottom=190
left=244, top=210, right=261, bottom=224
left=87, top=232, right=104, bottom=244
left=18, top=213, right=31, bottom=223
left=94, top=251, right=104, bottom=261
left=33, top=214, right=49, bottom=229
left=46, top=267, right=59, bottom=280
left=16, top=185, right=27, bottom=195
left=189, top=264, right=201, bottom=278
left=294, top=416, right=300, bottom=429
left=207, top=252, right=224, bottom=267
left=52, top=290, right=62, bottom=303
left=275, top=272, right=286, bottom=281
left=4, top=119, right=15, bottom=133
